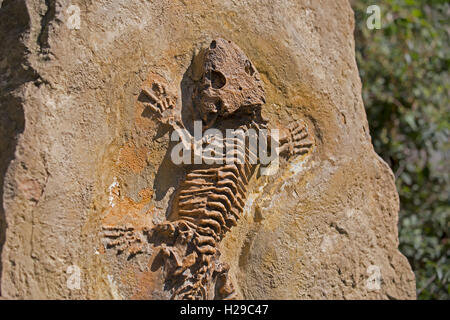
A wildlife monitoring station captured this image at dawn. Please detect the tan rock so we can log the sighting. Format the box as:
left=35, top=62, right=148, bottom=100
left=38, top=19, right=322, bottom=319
left=0, top=0, right=415, bottom=299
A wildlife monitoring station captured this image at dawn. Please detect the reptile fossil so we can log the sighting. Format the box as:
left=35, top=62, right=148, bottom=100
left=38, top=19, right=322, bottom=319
left=103, top=38, right=314, bottom=300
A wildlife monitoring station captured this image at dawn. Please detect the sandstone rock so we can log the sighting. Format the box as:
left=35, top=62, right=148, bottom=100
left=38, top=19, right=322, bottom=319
left=0, top=0, right=415, bottom=299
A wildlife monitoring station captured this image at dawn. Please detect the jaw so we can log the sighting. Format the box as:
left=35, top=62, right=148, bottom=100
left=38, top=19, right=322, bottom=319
left=199, top=103, right=264, bottom=132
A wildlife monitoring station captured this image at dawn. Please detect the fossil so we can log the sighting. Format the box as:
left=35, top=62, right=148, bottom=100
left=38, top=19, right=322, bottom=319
left=103, top=38, right=314, bottom=300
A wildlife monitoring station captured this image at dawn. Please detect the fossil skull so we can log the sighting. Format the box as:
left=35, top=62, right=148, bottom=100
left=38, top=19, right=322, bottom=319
left=193, top=38, right=266, bottom=128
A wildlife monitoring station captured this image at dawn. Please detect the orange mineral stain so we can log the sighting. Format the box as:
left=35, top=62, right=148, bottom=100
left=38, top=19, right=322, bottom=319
left=117, top=143, right=148, bottom=174
left=103, top=185, right=154, bottom=234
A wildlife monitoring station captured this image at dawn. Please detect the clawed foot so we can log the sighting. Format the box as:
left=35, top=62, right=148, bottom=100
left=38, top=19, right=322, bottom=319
left=141, top=82, right=178, bottom=126
left=102, top=225, right=145, bottom=257
left=280, top=119, right=314, bottom=157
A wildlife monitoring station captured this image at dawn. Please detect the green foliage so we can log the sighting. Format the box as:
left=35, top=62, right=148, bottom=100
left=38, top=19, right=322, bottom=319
left=352, top=0, right=449, bottom=299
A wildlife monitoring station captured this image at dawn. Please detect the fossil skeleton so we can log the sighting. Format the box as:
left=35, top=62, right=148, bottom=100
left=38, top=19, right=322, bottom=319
left=103, top=38, right=314, bottom=299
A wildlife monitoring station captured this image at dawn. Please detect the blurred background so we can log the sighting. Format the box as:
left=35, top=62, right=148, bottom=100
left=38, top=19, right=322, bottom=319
left=351, top=0, right=449, bottom=299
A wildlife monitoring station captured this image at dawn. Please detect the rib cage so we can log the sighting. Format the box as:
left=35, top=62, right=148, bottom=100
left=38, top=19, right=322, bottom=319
left=155, top=121, right=266, bottom=300
left=150, top=116, right=313, bottom=300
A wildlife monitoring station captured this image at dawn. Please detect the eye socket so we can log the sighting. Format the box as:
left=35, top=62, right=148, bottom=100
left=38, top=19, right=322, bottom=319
left=211, top=70, right=226, bottom=89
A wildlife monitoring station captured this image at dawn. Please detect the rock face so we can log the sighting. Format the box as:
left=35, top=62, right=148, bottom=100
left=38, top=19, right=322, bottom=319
left=0, top=0, right=415, bottom=299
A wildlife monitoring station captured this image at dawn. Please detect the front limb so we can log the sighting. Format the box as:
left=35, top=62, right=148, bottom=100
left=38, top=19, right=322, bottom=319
left=141, top=83, right=193, bottom=150
left=277, top=119, right=314, bottom=158
left=142, top=84, right=183, bottom=130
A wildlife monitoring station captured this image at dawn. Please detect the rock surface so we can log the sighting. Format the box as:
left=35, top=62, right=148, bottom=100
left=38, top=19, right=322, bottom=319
left=0, top=0, right=415, bottom=299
